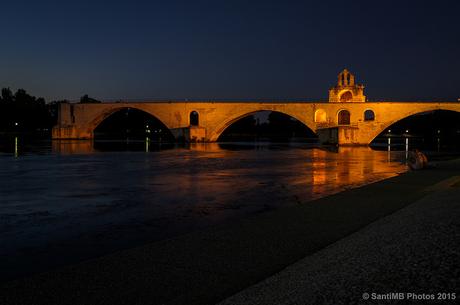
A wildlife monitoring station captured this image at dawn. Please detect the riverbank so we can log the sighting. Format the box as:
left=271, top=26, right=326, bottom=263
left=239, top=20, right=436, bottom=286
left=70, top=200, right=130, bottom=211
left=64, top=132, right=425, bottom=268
left=219, top=162, right=460, bottom=305
left=1, top=159, right=459, bottom=305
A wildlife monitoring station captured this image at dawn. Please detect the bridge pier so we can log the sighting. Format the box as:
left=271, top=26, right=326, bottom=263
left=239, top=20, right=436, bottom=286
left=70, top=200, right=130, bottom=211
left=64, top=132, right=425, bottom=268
left=317, top=127, right=338, bottom=145
left=52, top=126, right=93, bottom=140
left=51, top=103, right=93, bottom=139
left=317, top=126, right=369, bottom=146
left=170, top=126, right=207, bottom=142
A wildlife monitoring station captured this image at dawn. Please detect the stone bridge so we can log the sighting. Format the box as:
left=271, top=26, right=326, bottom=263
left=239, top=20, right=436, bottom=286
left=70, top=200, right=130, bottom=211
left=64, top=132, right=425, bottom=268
left=52, top=70, right=460, bottom=145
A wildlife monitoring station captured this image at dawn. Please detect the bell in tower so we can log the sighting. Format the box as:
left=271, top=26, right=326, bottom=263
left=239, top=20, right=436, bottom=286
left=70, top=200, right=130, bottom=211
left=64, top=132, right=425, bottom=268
left=329, top=69, right=366, bottom=103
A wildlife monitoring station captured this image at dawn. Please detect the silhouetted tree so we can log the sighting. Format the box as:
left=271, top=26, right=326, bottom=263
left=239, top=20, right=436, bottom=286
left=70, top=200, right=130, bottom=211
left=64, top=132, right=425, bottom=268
left=0, top=87, right=52, bottom=132
left=1, top=87, right=13, bottom=102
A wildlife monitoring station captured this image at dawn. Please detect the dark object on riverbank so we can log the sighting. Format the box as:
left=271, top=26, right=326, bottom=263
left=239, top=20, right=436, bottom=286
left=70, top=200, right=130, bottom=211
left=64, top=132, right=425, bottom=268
left=408, top=149, right=428, bottom=170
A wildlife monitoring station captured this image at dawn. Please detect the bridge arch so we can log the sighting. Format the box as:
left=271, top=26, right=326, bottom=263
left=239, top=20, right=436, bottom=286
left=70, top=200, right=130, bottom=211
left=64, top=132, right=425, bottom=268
left=88, top=106, right=174, bottom=139
left=368, top=107, right=460, bottom=144
left=208, top=109, right=316, bottom=141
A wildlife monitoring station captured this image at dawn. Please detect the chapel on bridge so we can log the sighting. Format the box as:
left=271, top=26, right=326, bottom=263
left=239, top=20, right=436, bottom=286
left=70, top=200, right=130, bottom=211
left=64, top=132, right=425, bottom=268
left=329, top=69, right=366, bottom=103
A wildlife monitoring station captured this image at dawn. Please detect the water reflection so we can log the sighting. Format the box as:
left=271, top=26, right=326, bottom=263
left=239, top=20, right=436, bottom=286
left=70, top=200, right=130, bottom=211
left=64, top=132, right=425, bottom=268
left=145, top=137, right=150, bottom=152
left=308, top=147, right=389, bottom=195
left=51, top=140, right=95, bottom=154
left=14, top=137, right=18, bottom=158
left=3, top=136, right=458, bottom=157
left=0, top=139, right=410, bottom=281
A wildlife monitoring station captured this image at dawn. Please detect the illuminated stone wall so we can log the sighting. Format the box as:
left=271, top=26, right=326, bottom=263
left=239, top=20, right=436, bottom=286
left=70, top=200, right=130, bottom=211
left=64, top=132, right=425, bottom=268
left=52, top=101, right=460, bottom=145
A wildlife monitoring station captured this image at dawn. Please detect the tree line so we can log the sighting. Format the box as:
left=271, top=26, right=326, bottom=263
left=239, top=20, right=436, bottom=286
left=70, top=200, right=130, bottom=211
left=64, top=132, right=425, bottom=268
left=0, top=88, right=100, bottom=133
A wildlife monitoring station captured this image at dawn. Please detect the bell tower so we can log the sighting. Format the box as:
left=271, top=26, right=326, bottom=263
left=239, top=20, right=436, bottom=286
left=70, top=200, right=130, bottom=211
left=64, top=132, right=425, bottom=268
left=329, top=69, right=366, bottom=102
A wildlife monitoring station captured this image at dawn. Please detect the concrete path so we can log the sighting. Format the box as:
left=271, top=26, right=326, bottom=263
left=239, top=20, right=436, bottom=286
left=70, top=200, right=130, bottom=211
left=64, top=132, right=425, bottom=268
left=218, top=175, right=460, bottom=305
left=1, top=161, right=459, bottom=305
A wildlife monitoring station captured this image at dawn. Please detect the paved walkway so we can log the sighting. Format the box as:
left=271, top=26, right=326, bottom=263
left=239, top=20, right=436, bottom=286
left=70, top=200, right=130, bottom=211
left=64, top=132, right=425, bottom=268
left=218, top=175, right=460, bottom=305
left=1, top=161, right=459, bottom=305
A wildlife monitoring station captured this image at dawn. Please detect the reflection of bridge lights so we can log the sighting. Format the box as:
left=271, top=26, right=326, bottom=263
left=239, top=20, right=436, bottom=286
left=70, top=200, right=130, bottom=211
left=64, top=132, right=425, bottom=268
left=14, top=137, right=18, bottom=158
left=145, top=137, right=150, bottom=152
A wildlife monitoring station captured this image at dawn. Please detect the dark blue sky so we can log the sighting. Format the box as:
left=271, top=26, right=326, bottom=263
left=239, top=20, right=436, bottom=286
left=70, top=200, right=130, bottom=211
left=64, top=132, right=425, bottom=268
left=1, top=0, right=459, bottom=102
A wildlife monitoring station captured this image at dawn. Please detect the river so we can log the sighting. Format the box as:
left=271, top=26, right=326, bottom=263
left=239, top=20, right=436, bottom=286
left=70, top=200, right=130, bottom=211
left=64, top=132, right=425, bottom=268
left=0, top=139, right=408, bottom=281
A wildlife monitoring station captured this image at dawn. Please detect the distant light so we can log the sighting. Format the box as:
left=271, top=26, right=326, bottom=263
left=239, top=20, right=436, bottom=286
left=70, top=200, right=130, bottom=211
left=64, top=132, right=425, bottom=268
left=14, top=122, right=18, bottom=126
left=437, top=130, right=441, bottom=134
left=405, top=129, right=409, bottom=133
left=388, top=129, right=391, bottom=133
